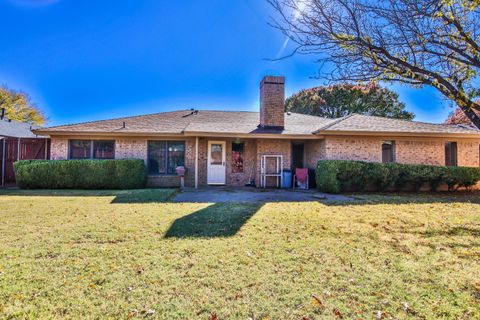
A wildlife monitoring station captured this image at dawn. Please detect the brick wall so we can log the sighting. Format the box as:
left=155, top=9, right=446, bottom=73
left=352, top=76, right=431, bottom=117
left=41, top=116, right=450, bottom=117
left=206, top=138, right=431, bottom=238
left=260, top=76, right=285, bottom=128
left=324, top=137, right=381, bottom=162
left=256, top=139, right=291, bottom=187
left=49, top=135, right=480, bottom=189
left=116, top=139, right=148, bottom=161
left=304, top=140, right=326, bottom=168
left=323, top=136, right=480, bottom=167
left=396, top=140, right=444, bottom=165
left=458, top=141, right=480, bottom=167
left=50, top=138, right=68, bottom=160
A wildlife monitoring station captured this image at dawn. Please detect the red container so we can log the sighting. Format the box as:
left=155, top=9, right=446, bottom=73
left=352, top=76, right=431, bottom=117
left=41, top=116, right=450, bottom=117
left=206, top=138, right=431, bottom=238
left=175, top=166, right=186, bottom=176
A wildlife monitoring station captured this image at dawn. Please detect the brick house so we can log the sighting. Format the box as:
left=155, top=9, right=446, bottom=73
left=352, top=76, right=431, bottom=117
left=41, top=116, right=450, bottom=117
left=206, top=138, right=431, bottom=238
left=34, top=76, right=480, bottom=188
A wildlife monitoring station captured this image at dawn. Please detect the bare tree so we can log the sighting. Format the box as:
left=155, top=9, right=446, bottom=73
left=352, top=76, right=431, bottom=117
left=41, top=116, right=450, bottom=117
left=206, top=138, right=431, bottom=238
left=268, top=0, right=480, bottom=128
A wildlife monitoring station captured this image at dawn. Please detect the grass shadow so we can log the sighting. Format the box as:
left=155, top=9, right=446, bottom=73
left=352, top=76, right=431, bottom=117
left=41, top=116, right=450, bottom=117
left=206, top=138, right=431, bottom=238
left=321, top=192, right=480, bottom=206
left=111, top=189, right=178, bottom=203
left=164, top=202, right=263, bottom=238
left=418, top=225, right=480, bottom=238
left=0, top=188, right=179, bottom=204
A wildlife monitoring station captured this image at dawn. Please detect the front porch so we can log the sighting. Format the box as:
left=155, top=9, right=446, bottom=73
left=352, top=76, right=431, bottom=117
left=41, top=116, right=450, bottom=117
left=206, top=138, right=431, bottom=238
left=146, top=137, right=323, bottom=189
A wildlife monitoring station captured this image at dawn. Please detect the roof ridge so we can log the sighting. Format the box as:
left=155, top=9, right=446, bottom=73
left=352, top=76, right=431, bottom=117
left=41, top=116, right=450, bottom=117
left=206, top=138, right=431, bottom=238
left=313, top=113, right=357, bottom=133
left=43, top=109, right=262, bottom=130
left=352, top=113, right=474, bottom=129
left=287, top=112, right=331, bottom=120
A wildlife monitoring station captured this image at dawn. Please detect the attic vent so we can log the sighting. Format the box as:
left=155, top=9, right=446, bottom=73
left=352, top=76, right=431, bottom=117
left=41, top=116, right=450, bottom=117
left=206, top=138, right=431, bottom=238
left=182, top=109, right=199, bottom=118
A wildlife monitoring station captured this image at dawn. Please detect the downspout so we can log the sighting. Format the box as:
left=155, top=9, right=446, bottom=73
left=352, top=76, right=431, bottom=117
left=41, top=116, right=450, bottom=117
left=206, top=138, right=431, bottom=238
left=44, top=137, right=48, bottom=159
left=1, top=138, right=5, bottom=188
left=17, top=137, right=21, bottom=161
left=195, top=136, right=199, bottom=189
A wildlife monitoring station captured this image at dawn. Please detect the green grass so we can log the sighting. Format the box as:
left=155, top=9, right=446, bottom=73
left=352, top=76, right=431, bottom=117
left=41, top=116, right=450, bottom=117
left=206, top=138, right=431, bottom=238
left=0, top=189, right=479, bottom=319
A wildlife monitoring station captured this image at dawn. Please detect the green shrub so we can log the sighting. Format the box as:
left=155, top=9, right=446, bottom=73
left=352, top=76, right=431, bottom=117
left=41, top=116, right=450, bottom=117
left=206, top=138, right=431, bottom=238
left=14, top=159, right=147, bottom=189
left=316, top=160, right=342, bottom=194
left=365, top=162, right=400, bottom=191
left=443, top=166, right=480, bottom=191
left=315, top=160, right=480, bottom=193
left=336, top=160, right=367, bottom=191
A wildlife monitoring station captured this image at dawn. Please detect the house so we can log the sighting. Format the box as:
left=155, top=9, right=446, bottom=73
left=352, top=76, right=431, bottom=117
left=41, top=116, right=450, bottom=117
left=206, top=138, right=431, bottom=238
left=0, top=110, right=50, bottom=186
left=34, top=76, right=480, bottom=188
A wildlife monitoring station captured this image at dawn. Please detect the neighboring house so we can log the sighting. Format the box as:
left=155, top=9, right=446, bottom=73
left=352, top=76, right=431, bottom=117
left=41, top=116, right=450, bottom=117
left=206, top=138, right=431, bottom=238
left=0, top=111, right=50, bottom=186
left=34, top=76, right=480, bottom=188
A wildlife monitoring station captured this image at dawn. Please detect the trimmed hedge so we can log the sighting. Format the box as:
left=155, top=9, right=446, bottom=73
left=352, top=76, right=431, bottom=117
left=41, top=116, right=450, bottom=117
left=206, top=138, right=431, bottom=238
left=316, top=160, right=480, bottom=194
left=14, top=159, right=147, bottom=189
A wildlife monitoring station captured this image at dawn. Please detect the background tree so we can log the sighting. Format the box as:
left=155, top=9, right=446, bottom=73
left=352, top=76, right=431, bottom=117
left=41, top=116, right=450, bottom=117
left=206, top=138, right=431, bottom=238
left=286, top=82, right=415, bottom=119
left=0, top=86, right=46, bottom=125
left=269, top=0, right=480, bottom=128
left=445, top=102, right=480, bottom=125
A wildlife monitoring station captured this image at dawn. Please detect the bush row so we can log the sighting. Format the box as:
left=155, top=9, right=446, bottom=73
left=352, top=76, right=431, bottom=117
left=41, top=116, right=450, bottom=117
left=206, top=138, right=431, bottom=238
left=14, top=159, right=147, bottom=189
left=316, top=160, right=480, bottom=194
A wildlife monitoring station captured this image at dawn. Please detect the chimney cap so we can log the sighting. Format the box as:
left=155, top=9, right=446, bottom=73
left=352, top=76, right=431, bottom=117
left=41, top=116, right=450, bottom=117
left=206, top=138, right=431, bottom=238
left=261, top=75, right=285, bottom=85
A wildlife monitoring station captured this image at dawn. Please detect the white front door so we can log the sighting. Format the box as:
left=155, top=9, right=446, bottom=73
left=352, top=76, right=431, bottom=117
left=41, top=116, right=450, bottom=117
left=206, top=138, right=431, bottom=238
left=207, top=141, right=226, bottom=185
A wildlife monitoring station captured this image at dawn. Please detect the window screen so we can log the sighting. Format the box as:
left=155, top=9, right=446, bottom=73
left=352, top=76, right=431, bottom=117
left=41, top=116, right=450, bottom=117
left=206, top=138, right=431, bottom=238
left=445, top=142, right=458, bottom=166
left=69, top=140, right=92, bottom=159
left=93, top=141, right=115, bottom=159
left=69, top=140, right=115, bottom=160
left=148, top=141, right=185, bottom=175
left=382, top=141, right=395, bottom=163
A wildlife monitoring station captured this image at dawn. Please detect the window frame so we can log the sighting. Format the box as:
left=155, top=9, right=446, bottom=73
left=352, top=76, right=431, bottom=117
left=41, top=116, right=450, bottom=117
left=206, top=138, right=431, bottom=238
left=68, top=140, right=115, bottom=160
left=445, top=141, right=458, bottom=166
left=381, top=140, right=396, bottom=163
left=147, top=140, right=186, bottom=175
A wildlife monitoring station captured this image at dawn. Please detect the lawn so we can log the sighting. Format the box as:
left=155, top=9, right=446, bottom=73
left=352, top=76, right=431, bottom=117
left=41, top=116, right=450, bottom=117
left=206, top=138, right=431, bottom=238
left=0, top=189, right=479, bottom=319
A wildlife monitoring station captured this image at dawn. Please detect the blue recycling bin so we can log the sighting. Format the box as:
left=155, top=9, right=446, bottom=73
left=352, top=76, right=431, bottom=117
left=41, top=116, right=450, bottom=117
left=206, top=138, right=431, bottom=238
left=282, top=170, right=292, bottom=189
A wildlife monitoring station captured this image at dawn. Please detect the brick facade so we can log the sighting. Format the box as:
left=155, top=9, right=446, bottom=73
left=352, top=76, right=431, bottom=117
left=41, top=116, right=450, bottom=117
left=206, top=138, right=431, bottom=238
left=323, top=136, right=480, bottom=167
left=324, top=137, right=381, bottom=162
left=50, top=138, right=68, bottom=160
left=256, top=139, right=291, bottom=187
left=260, top=76, right=285, bottom=129
left=304, top=140, right=326, bottom=168
left=49, top=135, right=479, bottom=188
left=116, top=139, right=148, bottom=161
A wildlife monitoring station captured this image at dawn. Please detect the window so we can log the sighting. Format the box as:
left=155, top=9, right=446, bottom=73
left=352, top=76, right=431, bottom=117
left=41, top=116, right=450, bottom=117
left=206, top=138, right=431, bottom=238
left=148, top=141, right=185, bottom=175
left=69, top=140, right=91, bottom=159
left=382, top=141, right=395, bottom=163
left=69, top=140, right=115, bottom=159
left=93, top=141, right=115, bottom=159
left=232, top=142, right=244, bottom=173
left=445, top=142, right=458, bottom=166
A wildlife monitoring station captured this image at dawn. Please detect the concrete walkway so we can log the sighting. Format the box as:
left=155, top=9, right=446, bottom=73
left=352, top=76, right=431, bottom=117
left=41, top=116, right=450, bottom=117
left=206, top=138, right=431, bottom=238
left=172, top=186, right=354, bottom=203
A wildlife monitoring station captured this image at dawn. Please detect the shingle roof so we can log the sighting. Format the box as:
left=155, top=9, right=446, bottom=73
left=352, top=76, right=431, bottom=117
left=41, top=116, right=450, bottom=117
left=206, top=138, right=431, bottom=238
left=34, top=109, right=480, bottom=137
left=0, top=119, right=47, bottom=138
left=318, top=114, right=480, bottom=135
left=35, top=110, right=336, bottom=136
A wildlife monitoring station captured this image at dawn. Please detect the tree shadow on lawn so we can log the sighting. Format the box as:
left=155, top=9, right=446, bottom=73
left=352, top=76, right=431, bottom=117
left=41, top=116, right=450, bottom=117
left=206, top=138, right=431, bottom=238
left=164, top=202, right=263, bottom=238
left=0, top=188, right=178, bottom=204
left=322, top=192, right=480, bottom=206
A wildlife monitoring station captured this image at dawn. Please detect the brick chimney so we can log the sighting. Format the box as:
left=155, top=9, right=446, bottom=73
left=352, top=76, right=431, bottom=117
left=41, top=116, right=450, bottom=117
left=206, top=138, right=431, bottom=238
left=260, top=76, right=285, bottom=129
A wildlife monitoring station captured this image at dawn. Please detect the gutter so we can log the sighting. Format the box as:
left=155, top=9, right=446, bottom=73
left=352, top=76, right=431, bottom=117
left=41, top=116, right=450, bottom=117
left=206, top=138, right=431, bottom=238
left=316, top=130, right=480, bottom=139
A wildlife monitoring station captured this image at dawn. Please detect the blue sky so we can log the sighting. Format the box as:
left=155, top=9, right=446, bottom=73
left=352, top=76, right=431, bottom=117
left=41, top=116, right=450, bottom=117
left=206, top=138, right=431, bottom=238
left=0, top=0, right=454, bottom=126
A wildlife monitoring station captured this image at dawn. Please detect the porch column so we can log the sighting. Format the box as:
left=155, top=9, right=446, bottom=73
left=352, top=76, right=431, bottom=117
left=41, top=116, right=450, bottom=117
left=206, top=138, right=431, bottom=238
left=195, top=136, right=199, bottom=189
